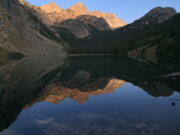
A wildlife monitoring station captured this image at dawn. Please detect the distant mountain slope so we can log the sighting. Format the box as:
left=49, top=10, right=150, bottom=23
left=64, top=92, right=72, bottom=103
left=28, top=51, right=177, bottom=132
left=0, top=0, right=66, bottom=55
left=129, top=13, right=180, bottom=68
left=39, top=2, right=126, bottom=38
left=53, top=15, right=110, bottom=38
left=66, top=7, right=176, bottom=53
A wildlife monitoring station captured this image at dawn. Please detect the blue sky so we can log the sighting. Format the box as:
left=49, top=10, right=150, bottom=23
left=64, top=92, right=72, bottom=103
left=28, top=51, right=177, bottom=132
left=26, top=0, right=180, bottom=23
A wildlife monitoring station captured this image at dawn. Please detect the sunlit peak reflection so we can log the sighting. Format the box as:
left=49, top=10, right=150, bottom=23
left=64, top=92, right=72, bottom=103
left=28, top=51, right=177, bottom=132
left=25, top=79, right=126, bottom=106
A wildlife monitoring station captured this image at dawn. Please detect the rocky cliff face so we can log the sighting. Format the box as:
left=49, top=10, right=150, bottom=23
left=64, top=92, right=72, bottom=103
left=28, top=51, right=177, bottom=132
left=53, top=15, right=110, bottom=38
left=0, top=0, right=66, bottom=55
left=89, top=11, right=126, bottom=28
left=39, top=2, right=126, bottom=38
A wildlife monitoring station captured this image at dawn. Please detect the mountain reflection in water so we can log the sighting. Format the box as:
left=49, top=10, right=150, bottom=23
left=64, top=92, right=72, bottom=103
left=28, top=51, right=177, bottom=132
left=0, top=56, right=180, bottom=135
left=25, top=79, right=125, bottom=105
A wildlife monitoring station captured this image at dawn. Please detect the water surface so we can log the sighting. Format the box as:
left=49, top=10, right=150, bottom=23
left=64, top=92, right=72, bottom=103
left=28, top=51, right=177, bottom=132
left=0, top=56, right=180, bottom=135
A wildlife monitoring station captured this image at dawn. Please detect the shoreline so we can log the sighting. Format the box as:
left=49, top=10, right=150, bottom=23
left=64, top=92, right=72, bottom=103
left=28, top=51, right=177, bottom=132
left=68, top=53, right=126, bottom=56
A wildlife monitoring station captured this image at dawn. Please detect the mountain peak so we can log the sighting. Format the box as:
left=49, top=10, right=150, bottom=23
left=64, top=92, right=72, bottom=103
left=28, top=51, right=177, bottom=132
left=134, top=7, right=177, bottom=25
left=69, top=2, right=87, bottom=12
left=146, top=7, right=176, bottom=17
left=41, top=2, right=63, bottom=13
left=47, top=2, right=57, bottom=6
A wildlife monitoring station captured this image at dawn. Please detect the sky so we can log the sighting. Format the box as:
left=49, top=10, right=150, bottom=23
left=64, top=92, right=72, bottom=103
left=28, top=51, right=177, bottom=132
left=26, top=0, right=180, bottom=23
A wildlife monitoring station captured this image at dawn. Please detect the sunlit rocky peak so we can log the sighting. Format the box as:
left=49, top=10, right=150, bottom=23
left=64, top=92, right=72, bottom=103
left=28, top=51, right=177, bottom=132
left=41, top=2, right=63, bottom=13
left=69, top=2, right=88, bottom=13
left=40, top=2, right=126, bottom=29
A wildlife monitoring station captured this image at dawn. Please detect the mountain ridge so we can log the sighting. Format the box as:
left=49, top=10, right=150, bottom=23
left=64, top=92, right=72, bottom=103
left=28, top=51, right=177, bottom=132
left=39, top=2, right=126, bottom=38
left=40, top=2, right=126, bottom=28
left=0, top=0, right=179, bottom=60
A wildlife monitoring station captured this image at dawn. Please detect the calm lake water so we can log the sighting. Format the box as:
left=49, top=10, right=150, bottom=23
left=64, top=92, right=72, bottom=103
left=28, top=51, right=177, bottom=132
left=0, top=56, right=180, bottom=135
